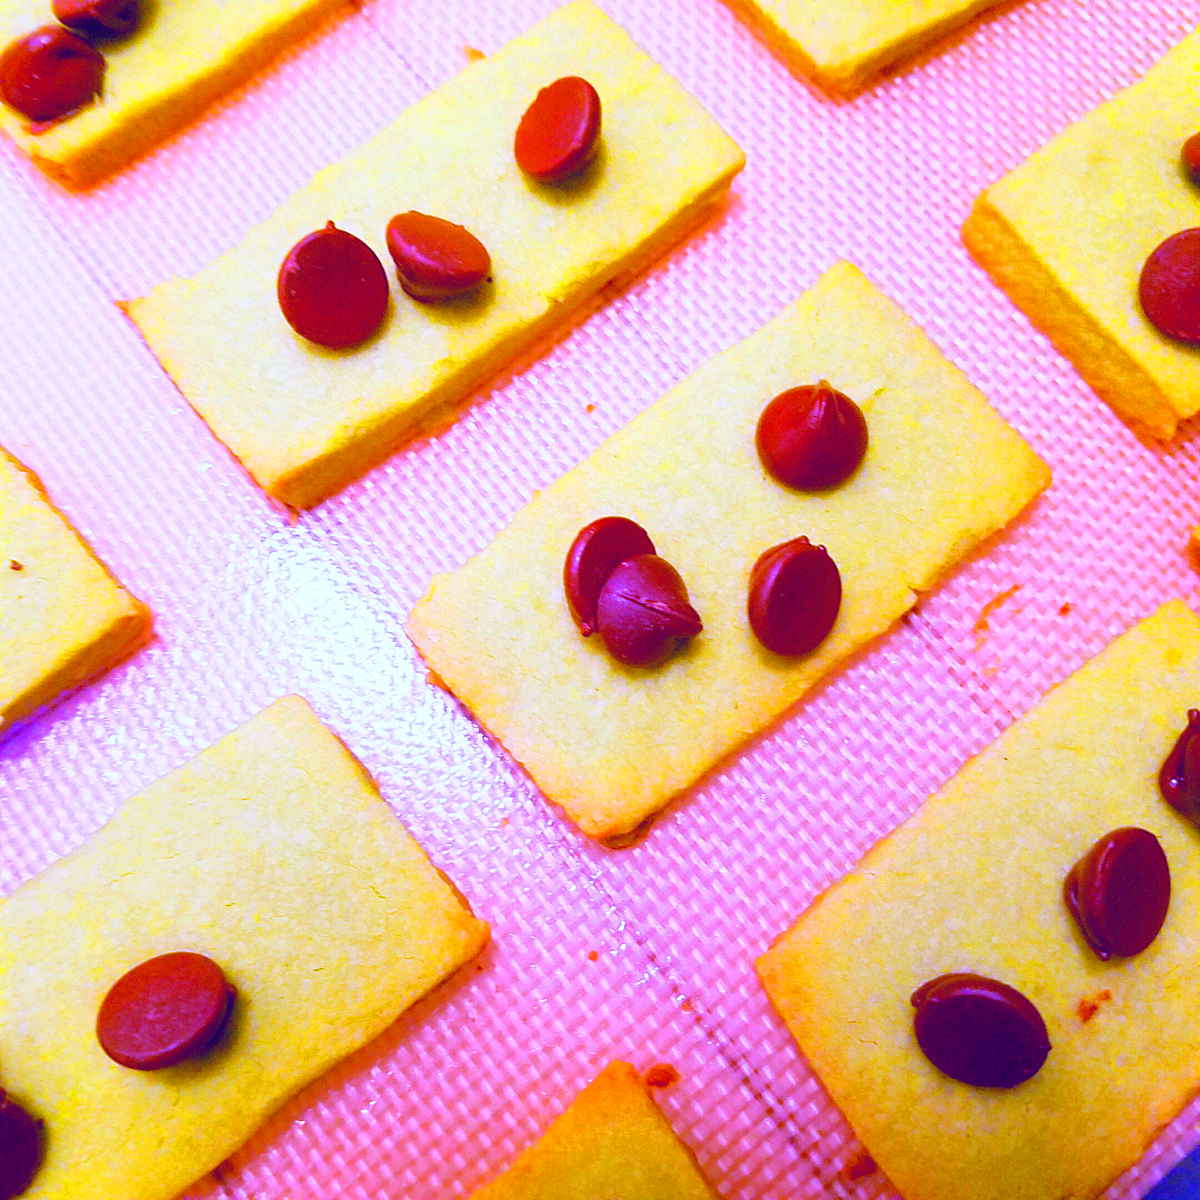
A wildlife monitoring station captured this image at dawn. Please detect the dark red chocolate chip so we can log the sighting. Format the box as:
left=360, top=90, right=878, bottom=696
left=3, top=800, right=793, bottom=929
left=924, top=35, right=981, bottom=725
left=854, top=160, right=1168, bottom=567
left=0, top=25, right=103, bottom=124
left=747, top=537, right=841, bottom=656
left=1064, top=827, right=1170, bottom=961
left=1139, top=228, right=1200, bottom=343
left=596, top=554, right=701, bottom=667
left=1160, top=708, right=1200, bottom=824
left=386, top=211, right=491, bottom=302
left=97, top=952, right=236, bottom=1071
left=911, top=973, right=1050, bottom=1089
left=1183, top=134, right=1200, bottom=187
left=756, top=382, right=868, bottom=491
left=52, top=0, right=140, bottom=38
left=514, top=76, right=601, bottom=183
left=0, top=1091, right=43, bottom=1200
left=564, top=516, right=656, bottom=637
left=277, top=222, right=389, bottom=349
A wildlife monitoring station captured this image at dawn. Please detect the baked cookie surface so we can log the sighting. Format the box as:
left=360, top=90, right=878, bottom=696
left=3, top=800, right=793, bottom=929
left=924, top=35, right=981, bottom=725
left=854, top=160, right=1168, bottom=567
left=0, top=447, right=150, bottom=735
left=758, top=601, right=1200, bottom=1200
left=465, top=1061, right=718, bottom=1199
left=0, top=695, right=488, bottom=1200
left=408, top=261, right=1048, bottom=842
left=129, top=0, right=745, bottom=509
left=964, top=29, right=1200, bottom=440
left=721, top=0, right=1012, bottom=95
left=0, top=0, right=346, bottom=186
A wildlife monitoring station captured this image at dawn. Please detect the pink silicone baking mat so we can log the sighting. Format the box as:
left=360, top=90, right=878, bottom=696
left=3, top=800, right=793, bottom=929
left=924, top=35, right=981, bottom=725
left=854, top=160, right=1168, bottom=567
left=3, top=0, right=1200, bottom=1196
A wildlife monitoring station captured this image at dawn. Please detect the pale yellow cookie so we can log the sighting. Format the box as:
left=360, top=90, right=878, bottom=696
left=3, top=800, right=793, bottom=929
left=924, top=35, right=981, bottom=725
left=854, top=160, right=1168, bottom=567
left=408, top=261, right=1049, bottom=842
left=0, top=695, right=489, bottom=1200
left=0, top=0, right=346, bottom=187
left=720, top=0, right=1012, bottom=95
left=759, top=601, right=1200, bottom=1200
left=128, top=0, right=745, bottom=509
left=0, top=447, right=150, bottom=734
left=464, top=1062, right=719, bottom=1200
left=964, top=29, right=1200, bottom=440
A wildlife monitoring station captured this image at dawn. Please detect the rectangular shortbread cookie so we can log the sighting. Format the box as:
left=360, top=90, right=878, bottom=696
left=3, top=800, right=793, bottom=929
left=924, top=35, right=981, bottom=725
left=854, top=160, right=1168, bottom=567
left=466, top=1062, right=719, bottom=1199
left=0, top=695, right=489, bottom=1200
left=408, top=261, right=1049, bottom=842
left=128, top=1, right=745, bottom=509
left=0, top=0, right=346, bottom=187
left=0, top=447, right=150, bottom=734
left=964, top=30, right=1200, bottom=440
left=758, top=601, right=1200, bottom=1200
left=721, top=0, right=1012, bottom=95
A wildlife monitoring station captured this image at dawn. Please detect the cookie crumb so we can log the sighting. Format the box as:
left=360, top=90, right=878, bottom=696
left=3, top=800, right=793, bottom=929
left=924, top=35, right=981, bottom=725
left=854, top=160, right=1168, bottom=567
left=1077, top=989, right=1112, bottom=1023
left=644, top=1063, right=679, bottom=1089
left=464, top=45, right=485, bottom=62
left=973, top=583, right=1021, bottom=647
left=843, top=1150, right=878, bottom=1181
left=8, top=559, right=23, bottom=571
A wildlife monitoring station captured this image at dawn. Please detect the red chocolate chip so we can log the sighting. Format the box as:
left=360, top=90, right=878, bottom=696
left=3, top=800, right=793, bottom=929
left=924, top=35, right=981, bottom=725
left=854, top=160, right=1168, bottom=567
left=1160, top=708, right=1200, bottom=823
left=756, top=382, right=868, bottom=491
left=52, top=0, right=140, bottom=38
left=1139, top=228, right=1200, bottom=343
left=911, top=973, right=1050, bottom=1089
left=97, top=952, right=236, bottom=1071
left=0, top=25, right=103, bottom=124
left=385, top=211, right=491, bottom=302
left=1183, top=134, right=1200, bottom=186
left=564, top=516, right=655, bottom=636
left=747, top=537, right=841, bottom=656
left=277, top=222, right=389, bottom=349
left=514, top=76, right=601, bottom=183
left=596, top=554, right=701, bottom=667
left=0, top=1092, right=43, bottom=1200
left=644, top=1063, right=679, bottom=1089
left=1064, top=827, right=1170, bottom=961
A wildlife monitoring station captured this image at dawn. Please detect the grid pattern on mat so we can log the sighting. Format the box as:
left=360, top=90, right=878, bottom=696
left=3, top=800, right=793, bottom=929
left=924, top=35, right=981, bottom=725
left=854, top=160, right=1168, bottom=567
left=1, top=0, right=1199, bottom=1197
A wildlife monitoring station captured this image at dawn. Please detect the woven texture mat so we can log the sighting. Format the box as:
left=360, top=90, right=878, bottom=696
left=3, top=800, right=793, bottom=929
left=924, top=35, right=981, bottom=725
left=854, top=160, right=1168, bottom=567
left=2, top=0, right=1200, bottom=1196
